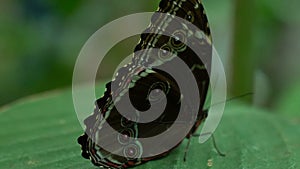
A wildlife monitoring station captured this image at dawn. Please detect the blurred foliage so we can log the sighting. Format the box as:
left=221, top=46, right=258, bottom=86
left=0, top=0, right=300, bottom=114
left=229, top=0, right=256, bottom=102
left=0, top=0, right=157, bottom=105
left=275, top=81, right=300, bottom=117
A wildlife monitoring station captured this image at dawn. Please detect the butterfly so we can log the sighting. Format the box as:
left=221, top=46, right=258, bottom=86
left=78, top=0, right=212, bottom=168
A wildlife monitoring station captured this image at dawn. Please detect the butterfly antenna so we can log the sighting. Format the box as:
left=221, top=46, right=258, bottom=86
left=226, top=92, right=254, bottom=102
left=206, top=92, right=253, bottom=110
left=211, top=134, right=225, bottom=157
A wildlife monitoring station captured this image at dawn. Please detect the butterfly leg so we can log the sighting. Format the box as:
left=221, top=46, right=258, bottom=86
left=183, top=137, right=191, bottom=162
left=211, top=134, right=226, bottom=156
left=183, top=109, right=208, bottom=161
left=191, top=132, right=225, bottom=157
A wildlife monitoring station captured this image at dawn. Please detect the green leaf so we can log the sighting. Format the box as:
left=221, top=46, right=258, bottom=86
left=0, top=87, right=299, bottom=169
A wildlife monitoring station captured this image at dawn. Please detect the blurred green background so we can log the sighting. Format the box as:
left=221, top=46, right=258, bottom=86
left=0, top=1, right=299, bottom=168
left=1, top=0, right=300, bottom=115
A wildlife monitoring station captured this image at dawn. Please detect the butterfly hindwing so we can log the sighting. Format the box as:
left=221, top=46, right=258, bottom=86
left=78, top=0, right=212, bottom=168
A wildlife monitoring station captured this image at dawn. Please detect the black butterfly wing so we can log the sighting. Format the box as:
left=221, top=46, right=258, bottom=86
left=78, top=0, right=212, bottom=168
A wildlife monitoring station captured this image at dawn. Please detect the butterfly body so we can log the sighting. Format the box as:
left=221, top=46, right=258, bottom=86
left=78, top=0, right=212, bottom=168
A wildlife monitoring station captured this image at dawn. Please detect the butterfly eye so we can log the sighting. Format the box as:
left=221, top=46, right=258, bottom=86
left=118, top=128, right=134, bottom=145
left=158, top=45, right=173, bottom=60
left=170, top=30, right=187, bottom=50
left=123, top=143, right=142, bottom=159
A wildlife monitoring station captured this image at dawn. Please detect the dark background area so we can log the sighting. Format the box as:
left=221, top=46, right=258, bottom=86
left=1, top=0, right=300, bottom=115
